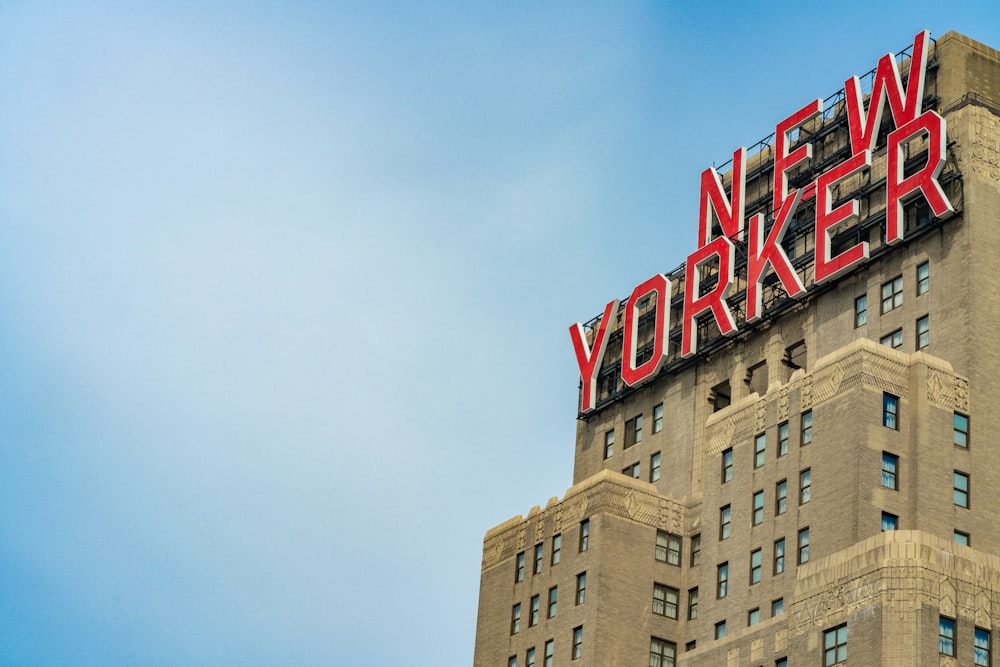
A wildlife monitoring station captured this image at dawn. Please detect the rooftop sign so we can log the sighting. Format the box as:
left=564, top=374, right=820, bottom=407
left=570, top=30, right=955, bottom=414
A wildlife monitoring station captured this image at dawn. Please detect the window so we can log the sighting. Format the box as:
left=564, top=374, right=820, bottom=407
left=776, top=659, right=787, bottom=667
left=688, top=588, right=699, bottom=620
left=543, top=640, right=553, bottom=667
left=722, top=448, right=733, bottom=483
left=649, top=637, right=675, bottom=667
left=572, top=626, right=583, bottom=660
left=511, top=604, right=521, bottom=635
left=801, top=410, right=813, bottom=445
left=940, top=616, right=956, bottom=656
left=603, top=429, right=614, bottom=459
left=754, top=433, right=766, bottom=468
left=650, top=452, right=661, bottom=482
left=880, top=329, right=903, bottom=350
left=753, top=490, right=764, bottom=525
left=717, top=563, right=729, bottom=598
left=774, top=538, right=785, bottom=574
left=530, top=595, right=540, bottom=626
left=720, top=505, right=731, bottom=540
left=534, top=543, right=544, bottom=574
left=976, top=627, right=991, bottom=666
left=772, top=598, right=784, bottom=616
left=954, top=412, right=969, bottom=448
left=551, top=535, right=561, bottom=565
left=579, top=519, right=589, bottom=552
left=955, top=471, right=970, bottom=508
left=526, top=647, right=535, bottom=667
left=509, top=656, right=517, bottom=667
left=881, top=275, right=903, bottom=313
left=778, top=421, right=789, bottom=456
left=883, top=393, right=899, bottom=429
left=622, top=462, right=641, bottom=478
left=547, top=586, right=557, bottom=618
left=748, top=607, right=760, bottom=626
left=800, top=468, right=811, bottom=505
left=955, top=531, right=970, bottom=546
left=515, top=552, right=525, bottom=582
left=690, top=534, right=701, bottom=566
left=625, top=415, right=642, bottom=448
left=824, top=624, right=848, bottom=665
left=917, top=261, right=930, bottom=295
left=750, top=548, right=762, bottom=584
left=715, top=621, right=727, bottom=640
left=776, top=480, right=788, bottom=515
left=881, top=512, right=898, bottom=531
left=652, top=583, right=679, bottom=619
left=653, top=403, right=663, bottom=433
left=685, top=640, right=696, bottom=652
left=798, top=527, right=810, bottom=564
left=882, top=452, right=898, bottom=490
left=656, top=530, right=681, bottom=565
left=854, top=294, right=867, bottom=327
left=916, top=315, right=929, bottom=349
left=575, top=572, right=586, bottom=605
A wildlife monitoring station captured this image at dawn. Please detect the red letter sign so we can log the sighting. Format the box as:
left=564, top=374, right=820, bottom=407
left=621, top=274, right=671, bottom=386
left=886, top=111, right=953, bottom=244
left=844, top=30, right=929, bottom=155
left=745, top=189, right=806, bottom=323
left=698, top=147, right=747, bottom=247
left=569, top=298, right=619, bottom=413
left=814, top=150, right=871, bottom=283
left=774, top=99, right=822, bottom=214
left=682, top=237, right=737, bottom=357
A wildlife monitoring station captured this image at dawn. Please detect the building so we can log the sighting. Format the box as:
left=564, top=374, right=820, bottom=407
left=473, top=30, right=1000, bottom=667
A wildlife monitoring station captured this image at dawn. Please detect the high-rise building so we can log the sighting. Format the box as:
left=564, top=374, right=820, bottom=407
left=473, top=30, right=1000, bottom=667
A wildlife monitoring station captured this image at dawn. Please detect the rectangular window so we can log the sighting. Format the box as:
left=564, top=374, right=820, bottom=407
left=882, top=452, right=898, bottom=490
left=515, top=552, right=525, bottom=582
left=955, top=471, right=970, bottom=508
left=940, top=616, right=956, bottom=656
left=854, top=294, right=867, bottom=327
left=534, top=543, right=543, bottom=574
left=753, top=490, right=764, bottom=525
left=754, top=433, right=766, bottom=468
left=880, top=329, right=903, bottom=350
left=772, top=598, right=784, bottom=616
left=653, top=403, right=663, bottom=433
left=916, top=315, right=929, bottom=349
left=543, top=640, right=553, bottom=667
left=603, top=430, right=614, bottom=459
left=800, top=468, right=811, bottom=505
left=526, top=647, right=535, bottom=667
left=824, top=623, right=848, bottom=665
left=650, top=452, right=661, bottom=482
left=690, top=534, right=701, bottom=566
left=530, top=595, right=540, bottom=626
left=778, top=421, right=789, bottom=456
left=748, top=607, right=760, bottom=626
left=551, top=535, right=561, bottom=565
left=715, top=621, right=727, bottom=640
left=655, top=530, right=681, bottom=565
left=652, top=583, right=679, bottom=619
left=801, top=410, right=813, bottom=445
left=572, top=626, right=583, bottom=660
left=882, top=275, right=903, bottom=313
left=776, top=479, right=788, bottom=515
left=720, top=505, right=731, bottom=540
left=685, top=640, right=696, bottom=652
left=881, top=512, right=898, bottom=531
left=955, top=412, right=969, bottom=448
left=622, top=462, right=641, bottom=478
left=798, top=527, right=810, bottom=564
left=883, top=393, right=899, bottom=429
left=649, top=637, right=676, bottom=667
left=774, top=538, right=785, bottom=575
left=509, top=656, right=517, bottom=667
left=511, top=604, right=521, bottom=635
left=688, top=588, right=699, bottom=620
left=717, top=562, right=729, bottom=598
left=722, top=448, right=733, bottom=483
left=579, top=519, right=589, bottom=552
left=917, top=261, right=930, bottom=295
left=976, top=627, right=991, bottom=666
left=625, top=415, right=642, bottom=448
left=777, top=659, right=787, bottom=667
left=955, top=531, right=970, bottom=546
left=750, top=548, right=762, bottom=584
left=547, top=586, right=557, bottom=618
left=575, top=572, right=586, bottom=605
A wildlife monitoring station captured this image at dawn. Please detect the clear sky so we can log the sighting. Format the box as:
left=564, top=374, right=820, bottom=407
left=1, top=2, right=998, bottom=665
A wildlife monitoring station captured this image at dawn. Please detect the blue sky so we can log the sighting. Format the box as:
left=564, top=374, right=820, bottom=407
left=1, top=2, right=997, bottom=665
